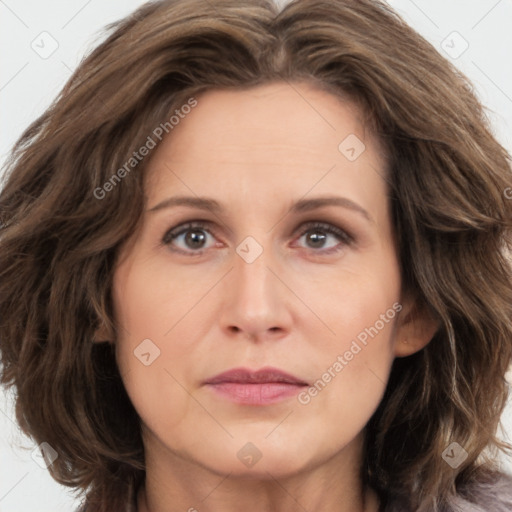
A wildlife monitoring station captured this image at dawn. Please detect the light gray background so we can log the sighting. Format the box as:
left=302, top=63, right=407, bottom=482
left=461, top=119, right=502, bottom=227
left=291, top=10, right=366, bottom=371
left=1, top=1, right=511, bottom=511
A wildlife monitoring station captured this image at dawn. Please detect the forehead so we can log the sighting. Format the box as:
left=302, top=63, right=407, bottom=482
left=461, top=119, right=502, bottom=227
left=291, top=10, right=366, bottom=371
left=144, top=81, right=388, bottom=203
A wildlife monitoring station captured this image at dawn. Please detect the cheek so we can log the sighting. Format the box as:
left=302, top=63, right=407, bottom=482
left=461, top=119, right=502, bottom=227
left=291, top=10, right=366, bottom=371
left=313, top=254, right=401, bottom=357
left=111, top=256, right=212, bottom=436
left=117, top=351, right=194, bottom=438
left=293, top=303, right=398, bottom=463
left=112, top=252, right=207, bottom=352
left=298, top=251, right=401, bottom=414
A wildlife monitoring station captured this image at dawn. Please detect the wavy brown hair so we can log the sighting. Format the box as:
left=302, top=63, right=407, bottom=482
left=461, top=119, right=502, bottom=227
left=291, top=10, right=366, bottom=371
left=1, top=0, right=511, bottom=510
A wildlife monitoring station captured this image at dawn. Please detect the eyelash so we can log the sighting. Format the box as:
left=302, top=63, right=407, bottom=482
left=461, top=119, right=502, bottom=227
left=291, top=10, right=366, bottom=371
left=161, top=220, right=354, bottom=256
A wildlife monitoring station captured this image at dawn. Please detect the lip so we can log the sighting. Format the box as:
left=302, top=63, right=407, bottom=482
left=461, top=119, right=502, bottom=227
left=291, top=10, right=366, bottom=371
left=202, top=367, right=309, bottom=405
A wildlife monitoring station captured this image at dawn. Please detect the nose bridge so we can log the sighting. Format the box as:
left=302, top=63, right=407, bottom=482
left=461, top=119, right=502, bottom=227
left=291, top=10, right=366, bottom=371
left=220, top=233, right=290, bottom=338
left=234, top=236, right=274, bottom=311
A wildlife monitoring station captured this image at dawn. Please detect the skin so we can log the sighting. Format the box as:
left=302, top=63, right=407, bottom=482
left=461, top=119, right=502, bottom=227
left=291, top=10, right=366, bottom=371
left=96, top=81, right=437, bottom=512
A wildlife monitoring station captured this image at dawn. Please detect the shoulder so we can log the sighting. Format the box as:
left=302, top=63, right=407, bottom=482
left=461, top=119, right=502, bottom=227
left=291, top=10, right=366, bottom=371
left=451, top=471, right=512, bottom=512
left=384, top=471, right=512, bottom=512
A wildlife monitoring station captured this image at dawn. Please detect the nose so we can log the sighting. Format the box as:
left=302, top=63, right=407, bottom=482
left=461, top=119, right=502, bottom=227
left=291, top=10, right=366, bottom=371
left=219, top=242, right=293, bottom=343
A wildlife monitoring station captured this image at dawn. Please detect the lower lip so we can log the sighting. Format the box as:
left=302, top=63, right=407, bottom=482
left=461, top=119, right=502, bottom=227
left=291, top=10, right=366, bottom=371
left=205, top=382, right=306, bottom=405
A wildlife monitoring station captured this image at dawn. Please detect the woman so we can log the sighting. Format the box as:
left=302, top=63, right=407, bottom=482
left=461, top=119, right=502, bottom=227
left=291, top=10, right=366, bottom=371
left=1, top=0, right=511, bottom=511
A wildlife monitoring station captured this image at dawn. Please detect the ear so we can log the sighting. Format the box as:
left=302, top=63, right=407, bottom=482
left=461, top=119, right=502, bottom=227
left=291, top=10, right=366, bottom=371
left=394, top=295, right=439, bottom=358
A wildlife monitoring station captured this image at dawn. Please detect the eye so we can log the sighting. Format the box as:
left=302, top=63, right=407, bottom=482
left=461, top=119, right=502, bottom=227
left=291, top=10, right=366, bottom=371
left=293, top=221, right=353, bottom=254
left=162, top=220, right=353, bottom=256
left=162, top=221, right=217, bottom=255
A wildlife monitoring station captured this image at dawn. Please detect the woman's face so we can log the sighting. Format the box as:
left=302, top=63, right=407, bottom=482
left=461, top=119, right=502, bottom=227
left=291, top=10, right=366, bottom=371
left=110, top=81, right=420, bottom=478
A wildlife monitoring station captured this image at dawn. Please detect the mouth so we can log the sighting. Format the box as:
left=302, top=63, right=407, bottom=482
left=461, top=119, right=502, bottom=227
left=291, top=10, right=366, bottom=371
left=202, top=367, right=309, bottom=405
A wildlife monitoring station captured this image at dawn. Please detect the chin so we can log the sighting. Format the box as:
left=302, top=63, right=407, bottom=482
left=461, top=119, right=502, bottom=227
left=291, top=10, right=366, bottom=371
left=207, top=455, right=311, bottom=480
left=192, top=437, right=321, bottom=479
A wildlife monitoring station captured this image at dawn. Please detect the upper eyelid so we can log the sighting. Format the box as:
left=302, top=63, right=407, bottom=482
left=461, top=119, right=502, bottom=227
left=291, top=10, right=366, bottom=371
left=165, top=219, right=346, bottom=234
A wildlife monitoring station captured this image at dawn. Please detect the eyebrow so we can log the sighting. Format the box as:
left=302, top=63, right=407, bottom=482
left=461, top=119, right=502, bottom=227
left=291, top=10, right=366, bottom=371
left=147, top=195, right=373, bottom=222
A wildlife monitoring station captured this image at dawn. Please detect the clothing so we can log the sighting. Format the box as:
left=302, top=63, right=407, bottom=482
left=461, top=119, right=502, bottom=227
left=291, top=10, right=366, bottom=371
left=383, top=471, right=512, bottom=511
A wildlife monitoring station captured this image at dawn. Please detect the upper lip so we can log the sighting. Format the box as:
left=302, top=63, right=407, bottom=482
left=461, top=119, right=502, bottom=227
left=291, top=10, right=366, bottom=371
left=203, top=367, right=309, bottom=386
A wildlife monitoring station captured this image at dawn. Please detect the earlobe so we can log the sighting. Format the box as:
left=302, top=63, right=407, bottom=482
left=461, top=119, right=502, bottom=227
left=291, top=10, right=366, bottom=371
left=394, top=298, right=439, bottom=358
